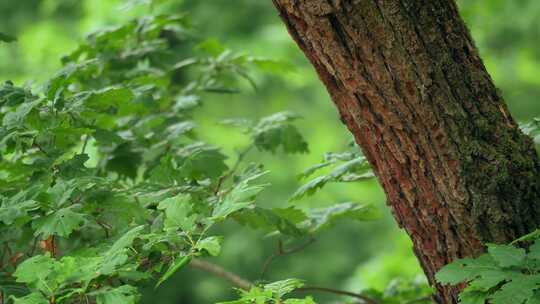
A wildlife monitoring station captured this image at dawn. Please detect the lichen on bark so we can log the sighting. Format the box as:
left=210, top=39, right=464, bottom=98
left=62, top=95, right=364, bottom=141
left=271, top=0, right=540, bottom=303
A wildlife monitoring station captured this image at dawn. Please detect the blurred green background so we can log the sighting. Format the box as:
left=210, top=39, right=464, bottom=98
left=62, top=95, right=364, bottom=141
left=1, top=0, right=539, bottom=303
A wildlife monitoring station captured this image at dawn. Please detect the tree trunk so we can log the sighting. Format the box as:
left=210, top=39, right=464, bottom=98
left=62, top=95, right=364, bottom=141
left=271, top=0, right=540, bottom=303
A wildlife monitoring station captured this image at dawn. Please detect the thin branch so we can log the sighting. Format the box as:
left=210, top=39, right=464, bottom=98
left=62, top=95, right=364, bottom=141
left=81, top=134, right=90, bottom=155
left=29, top=236, right=40, bottom=257
left=96, top=220, right=112, bottom=238
left=213, top=175, right=226, bottom=195
left=41, top=235, right=57, bottom=258
left=33, top=142, right=50, bottom=157
left=80, top=119, right=96, bottom=155
left=190, top=258, right=252, bottom=290
left=232, top=145, right=253, bottom=173
left=214, top=145, right=253, bottom=194
left=189, top=258, right=381, bottom=304
left=281, top=238, right=316, bottom=255
left=297, top=286, right=379, bottom=304
left=260, top=238, right=316, bottom=279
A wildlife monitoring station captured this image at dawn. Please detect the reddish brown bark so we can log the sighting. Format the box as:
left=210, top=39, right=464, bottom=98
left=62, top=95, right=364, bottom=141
left=271, top=0, right=540, bottom=303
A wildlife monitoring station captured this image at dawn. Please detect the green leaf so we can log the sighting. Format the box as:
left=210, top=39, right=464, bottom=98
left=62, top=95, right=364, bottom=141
left=264, top=279, right=304, bottom=299
left=248, top=57, right=293, bottom=75
left=459, top=291, right=489, bottom=304
left=291, top=157, right=372, bottom=201
left=233, top=206, right=307, bottom=237
left=0, top=82, right=30, bottom=107
left=196, top=38, right=226, bottom=56
left=155, top=255, right=191, bottom=288
left=297, top=161, right=335, bottom=180
left=104, top=143, right=142, bottom=178
left=512, top=229, right=540, bottom=244
left=10, top=293, right=48, bottom=304
left=306, top=202, right=379, bottom=233
left=56, top=255, right=101, bottom=286
left=489, top=274, right=540, bottom=304
left=2, top=100, right=41, bottom=129
left=488, top=244, right=526, bottom=267
left=173, top=95, right=201, bottom=112
left=253, top=112, right=308, bottom=154
left=94, top=285, right=139, bottom=304
left=157, top=194, right=197, bottom=232
left=93, top=129, right=124, bottom=145
left=177, top=143, right=228, bottom=180
left=32, top=205, right=86, bottom=238
left=196, top=236, right=223, bottom=256
left=56, top=154, right=91, bottom=179
left=13, top=255, right=56, bottom=285
left=0, top=198, right=39, bottom=225
left=436, top=255, right=498, bottom=285
left=526, top=292, right=540, bottom=304
left=283, top=298, right=316, bottom=304
left=218, top=287, right=271, bottom=304
left=83, top=87, right=134, bottom=112
left=520, top=119, right=540, bottom=138
left=166, top=121, right=196, bottom=139
left=212, top=171, right=268, bottom=220
left=45, top=60, right=98, bottom=100
left=290, top=176, right=327, bottom=201
left=107, top=225, right=145, bottom=254
left=147, top=155, right=182, bottom=184
left=468, top=270, right=509, bottom=291
left=46, top=180, right=76, bottom=209
left=98, top=196, right=149, bottom=233
left=99, top=227, right=144, bottom=276
left=529, top=240, right=540, bottom=260
left=220, top=118, right=253, bottom=129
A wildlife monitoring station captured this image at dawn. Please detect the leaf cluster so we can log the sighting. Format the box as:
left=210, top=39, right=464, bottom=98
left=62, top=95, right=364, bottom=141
left=0, top=4, right=380, bottom=304
left=220, top=279, right=315, bottom=304
left=436, top=229, right=540, bottom=304
left=291, top=148, right=374, bottom=201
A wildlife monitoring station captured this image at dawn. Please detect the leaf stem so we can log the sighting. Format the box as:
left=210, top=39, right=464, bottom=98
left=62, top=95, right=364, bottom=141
left=189, top=258, right=252, bottom=290
left=81, top=134, right=90, bottom=155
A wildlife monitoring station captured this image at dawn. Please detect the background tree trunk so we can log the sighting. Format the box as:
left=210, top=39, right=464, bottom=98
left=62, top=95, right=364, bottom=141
left=271, top=0, right=540, bottom=303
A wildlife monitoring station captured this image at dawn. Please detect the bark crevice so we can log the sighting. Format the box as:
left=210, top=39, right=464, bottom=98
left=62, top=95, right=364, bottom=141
left=271, top=0, right=540, bottom=303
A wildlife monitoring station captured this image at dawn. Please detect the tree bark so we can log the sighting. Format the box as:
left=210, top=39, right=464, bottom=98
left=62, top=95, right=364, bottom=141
left=271, top=0, right=540, bottom=303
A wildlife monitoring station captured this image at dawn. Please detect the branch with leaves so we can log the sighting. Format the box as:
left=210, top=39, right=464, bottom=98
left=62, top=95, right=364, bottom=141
left=190, top=258, right=380, bottom=304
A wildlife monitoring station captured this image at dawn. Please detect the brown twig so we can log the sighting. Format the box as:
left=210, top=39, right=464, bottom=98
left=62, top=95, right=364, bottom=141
left=190, top=258, right=252, bottom=290
left=297, top=286, right=379, bottom=304
left=96, top=220, right=112, bottom=238
left=260, top=238, right=316, bottom=279
left=40, top=235, right=57, bottom=258
left=189, top=258, right=381, bottom=304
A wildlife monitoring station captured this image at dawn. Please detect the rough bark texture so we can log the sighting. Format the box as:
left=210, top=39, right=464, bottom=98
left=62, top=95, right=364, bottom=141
left=271, top=0, right=540, bottom=303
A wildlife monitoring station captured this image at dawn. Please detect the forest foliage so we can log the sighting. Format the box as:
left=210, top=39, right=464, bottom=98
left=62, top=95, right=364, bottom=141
left=1, top=1, right=540, bottom=304
left=0, top=3, right=389, bottom=304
